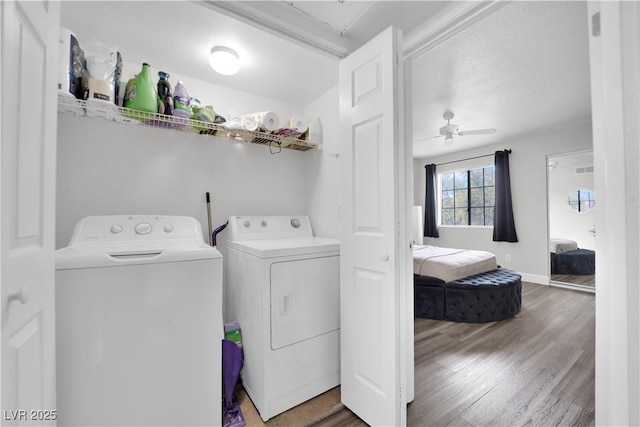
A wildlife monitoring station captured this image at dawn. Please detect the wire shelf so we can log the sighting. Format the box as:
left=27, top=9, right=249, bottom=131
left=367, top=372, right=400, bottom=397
left=58, top=94, right=318, bottom=152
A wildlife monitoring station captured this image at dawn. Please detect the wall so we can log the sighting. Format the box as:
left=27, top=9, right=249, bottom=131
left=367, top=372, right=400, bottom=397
left=548, top=161, right=595, bottom=250
left=56, top=73, right=314, bottom=250
left=303, top=85, right=340, bottom=238
left=413, top=121, right=593, bottom=283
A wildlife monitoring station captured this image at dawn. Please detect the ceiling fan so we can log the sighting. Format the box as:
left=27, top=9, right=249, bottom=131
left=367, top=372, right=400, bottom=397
left=432, top=111, right=497, bottom=141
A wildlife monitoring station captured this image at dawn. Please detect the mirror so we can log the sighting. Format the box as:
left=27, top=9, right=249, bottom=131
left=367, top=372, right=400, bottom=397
left=567, top=189, right=596, bottom=213
left=547, top=150, right=595, bottom=290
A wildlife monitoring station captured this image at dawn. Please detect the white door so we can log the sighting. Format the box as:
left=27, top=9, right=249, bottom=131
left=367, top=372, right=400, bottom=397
left=1, top=0, right=59, bottom=424
left=339, top=26, right=409, bottom=426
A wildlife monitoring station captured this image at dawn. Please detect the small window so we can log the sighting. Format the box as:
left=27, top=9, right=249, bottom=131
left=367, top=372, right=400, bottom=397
left=440, top=166, right=495, bottom=226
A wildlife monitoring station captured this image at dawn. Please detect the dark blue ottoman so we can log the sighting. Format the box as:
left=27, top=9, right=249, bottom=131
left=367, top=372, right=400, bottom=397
left=415, top=268, right=522, bottom=323
left=444, top=269, right=522, bottom=323
left=550, top=249, right=595, bottom=275
left=414, top=274, right=445, bottom=320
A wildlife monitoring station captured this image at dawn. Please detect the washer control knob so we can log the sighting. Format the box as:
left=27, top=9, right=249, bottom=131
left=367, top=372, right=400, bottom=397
left=243, top=221, right=251, bottom=228
left=110, top=224, right=123, bottom=234
left=135, top=223, right=152, bottom=235
left=260, top=220, right=268, bottom=227
left=163, top=224, right=173, bottom=233
left=290, top=218, right=301, bottom=229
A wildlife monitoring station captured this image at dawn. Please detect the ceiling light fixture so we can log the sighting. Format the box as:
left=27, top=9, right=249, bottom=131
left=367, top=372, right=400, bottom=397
left=209, top=46, right=240, bottom=76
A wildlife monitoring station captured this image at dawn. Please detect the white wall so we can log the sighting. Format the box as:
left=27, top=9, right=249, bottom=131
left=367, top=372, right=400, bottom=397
left=548, top=163, right=595, bottom=250
left=56, top=116, right=312, bottom=248
left=303, top=85, right=340, bottom=238
left=413, top=121, right=593, bottom=283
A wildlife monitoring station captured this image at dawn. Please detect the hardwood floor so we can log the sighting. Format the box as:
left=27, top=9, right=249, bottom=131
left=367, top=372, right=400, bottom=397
left=309, top=283, right=595, bottom=427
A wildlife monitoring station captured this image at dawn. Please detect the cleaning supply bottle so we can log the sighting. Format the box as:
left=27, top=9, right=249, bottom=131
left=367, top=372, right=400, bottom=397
left=157, top=71, right=173, bottom=116
left=123, top=75, right=136, bottom=107
left=172, top=80, right=192, bottom=119
left=123, top=63, right=157, bottom=113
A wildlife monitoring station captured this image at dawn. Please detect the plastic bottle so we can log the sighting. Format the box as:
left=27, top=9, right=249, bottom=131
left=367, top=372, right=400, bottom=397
left=157, top=71, right=173, bottom=116
left=172, top=80, right=192, bottom=119
left=123, top=75, right=136, bottom=106
left=123, top=63, right=158, bottom=113
left=114, top=52, right=122, bottom=105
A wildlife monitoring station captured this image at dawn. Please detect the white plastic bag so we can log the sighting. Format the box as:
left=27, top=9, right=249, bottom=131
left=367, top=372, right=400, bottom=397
left=84, top=38, right=117, bottom=81
left=84, top=38, right=118, bottom=104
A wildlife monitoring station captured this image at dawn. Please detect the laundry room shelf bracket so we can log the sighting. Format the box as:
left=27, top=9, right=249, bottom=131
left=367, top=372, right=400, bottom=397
left=57, top=95, right=317, bottom=152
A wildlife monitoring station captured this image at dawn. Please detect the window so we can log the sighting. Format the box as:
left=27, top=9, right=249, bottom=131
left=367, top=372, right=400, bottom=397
left=440, top=166, right=495, bottom=226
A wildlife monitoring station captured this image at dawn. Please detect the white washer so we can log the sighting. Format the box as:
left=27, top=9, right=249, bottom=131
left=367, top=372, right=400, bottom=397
left=55, top=215, right=223, bottom=426
left=225, top=215, right=340, bottom=421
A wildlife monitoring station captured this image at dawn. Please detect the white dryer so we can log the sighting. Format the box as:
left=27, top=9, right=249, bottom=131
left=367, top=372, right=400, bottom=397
left=55, top=215, right=223, bottom=426
left=225, top=216, right=340, bottom=421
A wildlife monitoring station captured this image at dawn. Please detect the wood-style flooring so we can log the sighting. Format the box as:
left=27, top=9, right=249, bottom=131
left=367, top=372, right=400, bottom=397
left=309, top=282, right=595, bottom=427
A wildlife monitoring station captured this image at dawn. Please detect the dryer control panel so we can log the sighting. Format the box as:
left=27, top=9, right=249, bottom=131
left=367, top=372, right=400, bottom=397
left=228, top=215, right=313, bottom=241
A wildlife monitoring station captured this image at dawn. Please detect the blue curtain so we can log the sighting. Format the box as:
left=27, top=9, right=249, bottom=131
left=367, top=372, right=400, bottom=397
left=493, top=150, right=518, bottom=242
left=424, top=164, right=439, bottom=238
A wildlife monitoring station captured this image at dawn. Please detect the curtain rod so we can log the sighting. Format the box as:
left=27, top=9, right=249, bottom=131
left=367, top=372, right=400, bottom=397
left=426, top=149, right=512, bottom=167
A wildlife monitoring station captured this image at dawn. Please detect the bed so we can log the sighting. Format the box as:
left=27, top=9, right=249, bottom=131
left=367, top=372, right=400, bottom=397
left=413, top=245, right=521, bottom=323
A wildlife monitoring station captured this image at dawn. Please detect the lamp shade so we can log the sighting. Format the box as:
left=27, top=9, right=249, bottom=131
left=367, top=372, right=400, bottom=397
left=209, top=46, right=240, bottom=76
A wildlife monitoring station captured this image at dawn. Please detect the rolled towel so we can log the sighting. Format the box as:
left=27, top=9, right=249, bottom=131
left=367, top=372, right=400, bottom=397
left=248, top=111, right=279, bottom=131
left=241, top=115, right=258, bottom=131
left=224, top=114, right=258, bottom=131
left=287, top=115, right=307, bottom=131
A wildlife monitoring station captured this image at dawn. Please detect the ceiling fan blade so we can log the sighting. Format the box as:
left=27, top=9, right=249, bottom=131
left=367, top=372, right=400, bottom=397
left=457, top=128, right=497, bottom=136
left=415, top=134, right=444, bottom=142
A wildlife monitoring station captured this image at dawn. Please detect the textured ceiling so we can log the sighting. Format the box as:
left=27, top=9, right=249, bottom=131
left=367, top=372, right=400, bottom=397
left=411, top=1, right=592, bottom=158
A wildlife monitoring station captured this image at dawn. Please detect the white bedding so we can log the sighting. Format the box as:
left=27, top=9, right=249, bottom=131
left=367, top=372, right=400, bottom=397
left=413, top=245, right=498, bottom=282
left=549, top=238, right=578, bottom=254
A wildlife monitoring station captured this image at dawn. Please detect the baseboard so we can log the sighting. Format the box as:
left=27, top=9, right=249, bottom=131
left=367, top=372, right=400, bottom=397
left=519, top=272, right=549, bottom=285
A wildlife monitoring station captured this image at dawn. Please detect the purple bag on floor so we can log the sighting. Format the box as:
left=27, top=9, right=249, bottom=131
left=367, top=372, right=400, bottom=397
left=222, top=339, right=245, bottom=427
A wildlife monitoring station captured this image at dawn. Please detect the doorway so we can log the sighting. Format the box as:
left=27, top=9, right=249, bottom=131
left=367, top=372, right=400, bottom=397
left=547, top=150, right=596, bottom=292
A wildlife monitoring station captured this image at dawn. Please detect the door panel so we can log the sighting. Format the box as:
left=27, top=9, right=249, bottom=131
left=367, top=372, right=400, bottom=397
left=353, top=268, right=385, bottom=393
left=353, top=117, right=384, bottom=231
left=339, top=26, right=408, bottom=426
left=270, top=256, right=340, bottom=350
left=10, top=316, right=44, bottom=412
left=1, top=0, right=59, bottom=423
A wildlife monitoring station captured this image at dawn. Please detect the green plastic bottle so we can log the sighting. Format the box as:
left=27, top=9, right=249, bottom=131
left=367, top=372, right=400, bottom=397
left=123, top=63, right=158, bottom=114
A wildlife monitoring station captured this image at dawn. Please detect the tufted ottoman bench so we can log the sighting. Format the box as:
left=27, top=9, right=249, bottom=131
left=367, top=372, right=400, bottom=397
left=415, top=268, right=522, bottom=323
